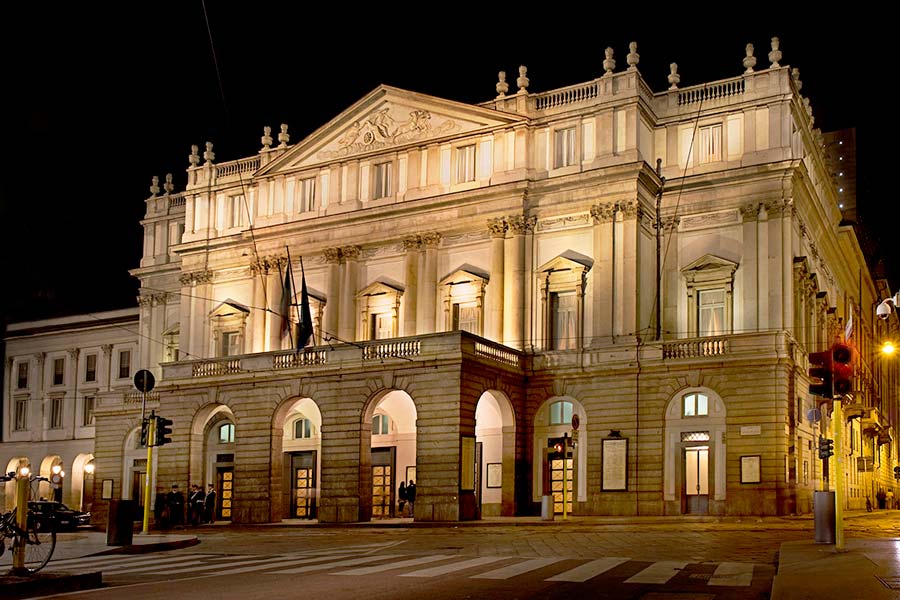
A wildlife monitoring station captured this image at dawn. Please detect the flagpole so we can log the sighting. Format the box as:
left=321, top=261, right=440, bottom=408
left=282, top=248, right=295, bottom=351
left=285, top=246, right=299, bottom=352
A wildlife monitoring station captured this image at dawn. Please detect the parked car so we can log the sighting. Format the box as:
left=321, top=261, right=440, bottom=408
left=28, top=501, right=91, bottom=531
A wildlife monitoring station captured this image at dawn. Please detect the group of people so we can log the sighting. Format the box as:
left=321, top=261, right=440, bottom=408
left=155, top=483, right=217, bottom=528
left=397, top=480, right=416, bottom=517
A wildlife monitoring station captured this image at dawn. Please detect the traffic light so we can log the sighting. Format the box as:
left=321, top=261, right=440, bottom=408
left=818, top=436, right=834, bottom=459
left=832, top=342, right=853, bottom=397
left=894, top=466, right=900, bottom=480
left=155, top=416, right=173, bottom=446
left=808, top=351, right=833, bottom=398
left=140, top=418, right=150, bottom=447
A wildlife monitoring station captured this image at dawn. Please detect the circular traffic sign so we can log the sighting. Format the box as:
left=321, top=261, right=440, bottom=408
left=571, top=414, right=580, bottom=431
left=134, top=369, right=155, bottom=393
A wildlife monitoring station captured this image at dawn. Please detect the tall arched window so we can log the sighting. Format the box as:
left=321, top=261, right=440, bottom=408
left=218, top=422, right=235, bottom=443
left=549, top=401, right=573, bottom=425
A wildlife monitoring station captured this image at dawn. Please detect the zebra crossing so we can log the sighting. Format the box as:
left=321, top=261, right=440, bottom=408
left=44, top=548, right=760, bottom=588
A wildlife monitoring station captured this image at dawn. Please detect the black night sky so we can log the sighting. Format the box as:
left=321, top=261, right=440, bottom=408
left=0, top=5, right=890, bottom=327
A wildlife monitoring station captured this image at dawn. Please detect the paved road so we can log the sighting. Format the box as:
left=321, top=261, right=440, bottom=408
left=37, top=513, right=900, bottom=599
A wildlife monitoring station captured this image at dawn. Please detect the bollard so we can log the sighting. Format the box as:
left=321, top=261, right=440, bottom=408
left=11, top=472, right=29, bottom=575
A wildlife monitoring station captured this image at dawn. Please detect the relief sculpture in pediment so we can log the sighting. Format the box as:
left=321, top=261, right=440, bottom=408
left=318, top=108, right=458, bottom=159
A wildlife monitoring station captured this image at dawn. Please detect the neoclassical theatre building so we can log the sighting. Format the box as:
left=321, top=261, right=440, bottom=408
left=86, top=40, right=896, bottom=524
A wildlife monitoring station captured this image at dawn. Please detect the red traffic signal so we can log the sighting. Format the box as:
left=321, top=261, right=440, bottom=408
left=808, top=351, right=833, bottom=398
left=832, top=342, right=853, bottom=396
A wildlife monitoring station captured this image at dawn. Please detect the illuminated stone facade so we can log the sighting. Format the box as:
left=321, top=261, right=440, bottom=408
left=83, top=41, right=898, bottom=523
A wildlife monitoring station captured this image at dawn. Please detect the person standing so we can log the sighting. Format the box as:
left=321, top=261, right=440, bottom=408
left=167, top=484, right=185, bottom=527
left=406, top=480, right=416, bottom=517
left=397, top=481, right=407, bottom=517
left=189, top=484, right=205, bottom=525
left=204, top=483, right=217, bottom=524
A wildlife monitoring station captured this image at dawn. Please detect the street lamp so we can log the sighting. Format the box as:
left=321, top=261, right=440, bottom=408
left=882, top=342, right=896, bottom=356
left=84, top=462, right=95, bottom=475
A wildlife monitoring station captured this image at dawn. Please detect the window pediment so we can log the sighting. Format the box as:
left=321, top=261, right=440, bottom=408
left=208, top=299, right=250, bottom=319
left=681, top=254, right=737, bottom=284
left=356, top=280, right=404, bottom=299
left=439, top=266, right=489, bottom=288
left=538, top=254, right=592, bottom=284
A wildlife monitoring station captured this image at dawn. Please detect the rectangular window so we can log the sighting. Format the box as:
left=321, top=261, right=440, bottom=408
left=698, top=289, right=725, bottom=336
left=14, top=397, right=28, bottom=431
left=294, top=419, right=312, bottom=439
left=683, top=393, right=709, bottom=417
left=554, top=127, right=576, bottom=168
left=16, top=362, right=28, bottom=389
left=53, top=358, right=65, bottom=386
left=698, top=124, right=722, bottom=163
left=50, top=396, right=63, bottom=429
left=550, top=291, right=577, bottom=350
left=298, top=177, right=316, bottom=212
left=229, top=195, right=245, bottom=228
left=372, top=414, right=389, bottom=435
left=222, top=332, right=241, bottom=357
left=457, top=145, right=476, bottom=182
left=373, top=162, right=392, bottom=199
left=83, top=395, right=95, bottom=426
left=452, top=302, right=479, bottom=334
left=118, top=350, right=131, bottom=379
left=84, top=354, right=97, bottom=382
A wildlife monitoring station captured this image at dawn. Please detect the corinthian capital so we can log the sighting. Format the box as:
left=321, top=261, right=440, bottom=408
left=341, top=245, right=361, bottom=260
left=420, top=232, right=441, bottom=248
left=487, top=217, right=508, bottom=238
left=194, top=270, right=214, bottom=284
left=179, top=272, right=194, bottom=286
left=323, top=247, right=342, bottom=263
left=508, top=215, right=536, bottom=234
left=401, top=236, right=421, bottom=252
left=590, top=203, right=616, bottom=223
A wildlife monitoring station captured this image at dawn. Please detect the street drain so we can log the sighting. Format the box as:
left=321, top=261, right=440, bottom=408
left=688, top=573, right=712, bottom=581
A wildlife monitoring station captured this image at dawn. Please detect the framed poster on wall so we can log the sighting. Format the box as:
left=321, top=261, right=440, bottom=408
left=601, top=437, right=628, bottom=491
left=101, top=479, right=114, bottom=500
left=486, top=463, right=502, bottom=488
left=741, top=455, right=761, bottom=484
left=460, top=436, right=476, bottom=491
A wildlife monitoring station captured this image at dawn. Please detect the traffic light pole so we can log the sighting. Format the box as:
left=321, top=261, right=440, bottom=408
left=142, top=416, right=156, bottom=535
left=833, top=398, right=845, bottom=551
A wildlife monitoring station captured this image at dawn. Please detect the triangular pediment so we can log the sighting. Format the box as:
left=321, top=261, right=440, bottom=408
left=208, top=299, right=250, bottom=318
left=681, top=254, right=738, bottom=274
left=258, top=85, right=526, bottom=176
left=538, top=252, right=593, bottom=274
left=356, top=280, right=404, bottom=299
left=440, top=264, right=490, bottom=286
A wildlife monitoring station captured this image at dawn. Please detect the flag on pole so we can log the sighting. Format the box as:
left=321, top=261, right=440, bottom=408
left=281, top=261, right=293, bottom=338
left=844, top=310, right=853, bottom=342
left=297, top=257, right=313, bottom=350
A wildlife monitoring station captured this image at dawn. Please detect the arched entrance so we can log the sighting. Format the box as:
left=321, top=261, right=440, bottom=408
left=71, top=453, right=95, bottom=511
left=475, top=390, right=516, bottom=517
left=39, top=455, right=63, bottom=502
left=362, top=390, right=417, bottom=519
left=533, top=397, right=587, bottom=515
left=191, top=404, right=236, bottom=522
left=664, top=388, right=727, bottom=515
left=280, top=398, right=322, bottom=520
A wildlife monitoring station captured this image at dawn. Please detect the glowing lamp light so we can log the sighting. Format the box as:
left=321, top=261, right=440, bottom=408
left=52, top=464, right=62, bottom=475
left=85, top=463, right=95, bottom=475
left=19, top=466, right=30, bottom=477
left=883, top=342, right=896, bottom=356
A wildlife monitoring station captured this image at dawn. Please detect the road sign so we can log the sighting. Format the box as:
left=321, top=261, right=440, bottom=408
left=571, top=414, right=580, bottom=431
left=134, top=369, right=155, bottom=393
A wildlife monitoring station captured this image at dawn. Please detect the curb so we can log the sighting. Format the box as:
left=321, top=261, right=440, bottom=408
left=91, top=536, right=201, bottom=556
left=0, top=571, right=102, bottom=600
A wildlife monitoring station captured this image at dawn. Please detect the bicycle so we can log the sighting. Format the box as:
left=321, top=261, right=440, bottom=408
left=0, top=473, right=57, bottom=573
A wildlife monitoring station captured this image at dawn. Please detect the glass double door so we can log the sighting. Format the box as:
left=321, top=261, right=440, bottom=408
left=372, top=447, right=395, bottom=518
left=290, top=451, right=316, bottom=519
left=548, top=439, right=573, bottom=515
left=683, top=445, right=709, bottom=514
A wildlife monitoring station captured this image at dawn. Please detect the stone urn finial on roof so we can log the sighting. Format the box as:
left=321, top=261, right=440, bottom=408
left=150, top=175, right=160, bottom=197
left=626, top=41, right=639, bottom=71
left=603, top=47, right=616, bottom=76
left=768, top=37, right=782, bottom=68
left=743, top=43, right=757, bottom=73
left=278, top=124, right=290, bottom=147
left=261, top=126, right=273, bottom=150
left=188, top=144, right=200, bottom=168
left=516, top=65, right=529, bottom=94
left=667, top=63, right=680, bottom=90
left=791, top=68, right=802, bottom=92
left=496, top=71, right=509, bottom=98
left=203, top=142, right=215, bottom=165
